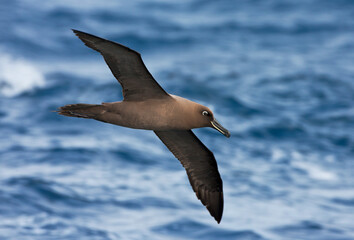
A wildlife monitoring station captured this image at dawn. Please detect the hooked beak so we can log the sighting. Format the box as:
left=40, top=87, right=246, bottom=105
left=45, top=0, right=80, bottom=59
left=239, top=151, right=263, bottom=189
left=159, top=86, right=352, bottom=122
left=211, top=119, right=230, bottom=138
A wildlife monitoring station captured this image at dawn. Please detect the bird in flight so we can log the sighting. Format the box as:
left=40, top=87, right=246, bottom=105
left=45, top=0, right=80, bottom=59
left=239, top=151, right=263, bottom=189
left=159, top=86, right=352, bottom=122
left=58, top=30, right=230, bottom=223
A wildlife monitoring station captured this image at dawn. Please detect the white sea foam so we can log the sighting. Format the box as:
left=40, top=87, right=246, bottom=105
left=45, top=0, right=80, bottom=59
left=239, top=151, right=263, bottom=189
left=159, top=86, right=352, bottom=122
left=0, top=54, right=45, bottom=97
left=292, top=160, right=338, bottom=181
left=271, top=148, right=286, bottom=162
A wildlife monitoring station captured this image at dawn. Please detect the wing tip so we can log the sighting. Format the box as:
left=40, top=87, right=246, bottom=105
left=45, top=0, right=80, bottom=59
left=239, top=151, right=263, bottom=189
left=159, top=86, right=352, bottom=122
left=214, top=211, right=223, bottom=224
left=70, top=29, right=140, bottom=56
left=197, top=186, right=224, bottom=224
left=71, top=29, right=93, bottom=39
left=71, top=29, right=103, bottom=51
left=208, top=190, right=224, bottom=224
left=72, top=29, right=87, bottom=38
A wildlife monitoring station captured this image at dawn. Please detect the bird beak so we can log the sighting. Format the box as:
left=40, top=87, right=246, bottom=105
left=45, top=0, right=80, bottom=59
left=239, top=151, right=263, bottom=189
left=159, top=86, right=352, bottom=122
left=211, top=119, right=230, bottom=138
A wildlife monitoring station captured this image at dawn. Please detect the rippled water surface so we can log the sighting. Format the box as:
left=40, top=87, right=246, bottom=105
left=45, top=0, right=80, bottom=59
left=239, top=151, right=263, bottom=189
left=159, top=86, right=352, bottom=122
left=1, top=0, right=354, bottom=239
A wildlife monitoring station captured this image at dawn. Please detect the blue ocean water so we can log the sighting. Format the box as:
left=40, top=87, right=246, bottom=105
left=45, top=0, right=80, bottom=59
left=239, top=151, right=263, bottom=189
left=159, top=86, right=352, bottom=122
left=1, top=0, right=354, bottom=239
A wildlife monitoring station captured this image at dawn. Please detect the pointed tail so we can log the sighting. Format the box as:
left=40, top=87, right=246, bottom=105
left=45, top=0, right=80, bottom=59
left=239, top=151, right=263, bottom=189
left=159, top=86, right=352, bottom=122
left=57, top=104, right=106, bottom=119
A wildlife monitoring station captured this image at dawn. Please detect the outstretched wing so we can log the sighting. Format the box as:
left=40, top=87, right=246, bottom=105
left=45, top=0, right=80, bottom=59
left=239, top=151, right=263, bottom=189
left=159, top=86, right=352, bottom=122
left=154, top=130, right=223, bottom=223
left=73, top=29, right=169, bottom=101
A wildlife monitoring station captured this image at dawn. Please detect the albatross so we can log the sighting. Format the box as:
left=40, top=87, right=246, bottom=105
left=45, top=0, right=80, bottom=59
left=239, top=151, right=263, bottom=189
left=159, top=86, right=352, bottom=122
left=58, top=30, right=230, bottom=223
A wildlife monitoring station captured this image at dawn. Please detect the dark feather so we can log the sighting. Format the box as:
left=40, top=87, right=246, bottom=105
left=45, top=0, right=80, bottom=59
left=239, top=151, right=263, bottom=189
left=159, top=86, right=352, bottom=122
left=154, top=130, right=223, bottom=223
left=72, top=29, right=169, bottom=101
left=58, top=104, right=105, bottom=119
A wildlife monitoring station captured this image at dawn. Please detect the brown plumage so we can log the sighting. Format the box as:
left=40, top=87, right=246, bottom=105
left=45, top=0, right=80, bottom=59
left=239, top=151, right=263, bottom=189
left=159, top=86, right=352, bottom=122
left=58, top=30, right=230, bottom=223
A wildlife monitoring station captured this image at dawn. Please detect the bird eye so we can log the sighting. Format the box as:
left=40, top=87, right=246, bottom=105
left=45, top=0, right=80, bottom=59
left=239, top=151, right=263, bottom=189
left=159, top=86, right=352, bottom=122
left=202, top=111, right=209, bottom=116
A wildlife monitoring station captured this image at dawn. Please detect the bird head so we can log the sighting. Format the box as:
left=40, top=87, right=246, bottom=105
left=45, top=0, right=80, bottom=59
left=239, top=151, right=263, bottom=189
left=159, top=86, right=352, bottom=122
left=196, top=106, right=230, bottom=138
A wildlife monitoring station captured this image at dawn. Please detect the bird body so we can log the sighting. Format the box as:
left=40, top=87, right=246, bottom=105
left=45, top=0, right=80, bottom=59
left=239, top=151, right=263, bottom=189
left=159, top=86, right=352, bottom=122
left=58, top=30, right=230, bottom=223
left=60, top=95, right=213, bottom=130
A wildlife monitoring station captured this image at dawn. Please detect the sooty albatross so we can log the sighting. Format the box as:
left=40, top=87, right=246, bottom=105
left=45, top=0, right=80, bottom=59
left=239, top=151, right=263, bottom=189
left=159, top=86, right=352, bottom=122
left=58, top=30, right=230, bottom=223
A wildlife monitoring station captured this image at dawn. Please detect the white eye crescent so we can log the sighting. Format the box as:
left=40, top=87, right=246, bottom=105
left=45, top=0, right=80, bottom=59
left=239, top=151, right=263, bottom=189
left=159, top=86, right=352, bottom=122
left=202, top=110, right=209, bottom=116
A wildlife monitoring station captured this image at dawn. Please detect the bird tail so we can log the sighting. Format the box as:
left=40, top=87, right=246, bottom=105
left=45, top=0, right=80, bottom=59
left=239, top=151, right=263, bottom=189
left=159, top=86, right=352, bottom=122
left=57, top=104, right=105, bottom=119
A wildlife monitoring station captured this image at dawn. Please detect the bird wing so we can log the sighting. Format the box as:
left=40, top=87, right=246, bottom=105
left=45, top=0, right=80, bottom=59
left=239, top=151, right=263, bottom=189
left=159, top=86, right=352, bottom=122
left=72, top=29, right=169, bottom=101
left=154, top=130, right=223, bottom=223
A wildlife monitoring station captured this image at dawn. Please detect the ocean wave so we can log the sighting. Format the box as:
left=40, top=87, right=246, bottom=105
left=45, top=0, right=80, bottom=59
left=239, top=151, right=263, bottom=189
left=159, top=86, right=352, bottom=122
left=1, top=0, right=354, bottom=239
left=0, top=54, right=46, bottom=97
left=153, top=219, right=266, bottom=240
left=271, top=220, right=348, bottom=240
left=291, top=161, right=338, bottom=181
